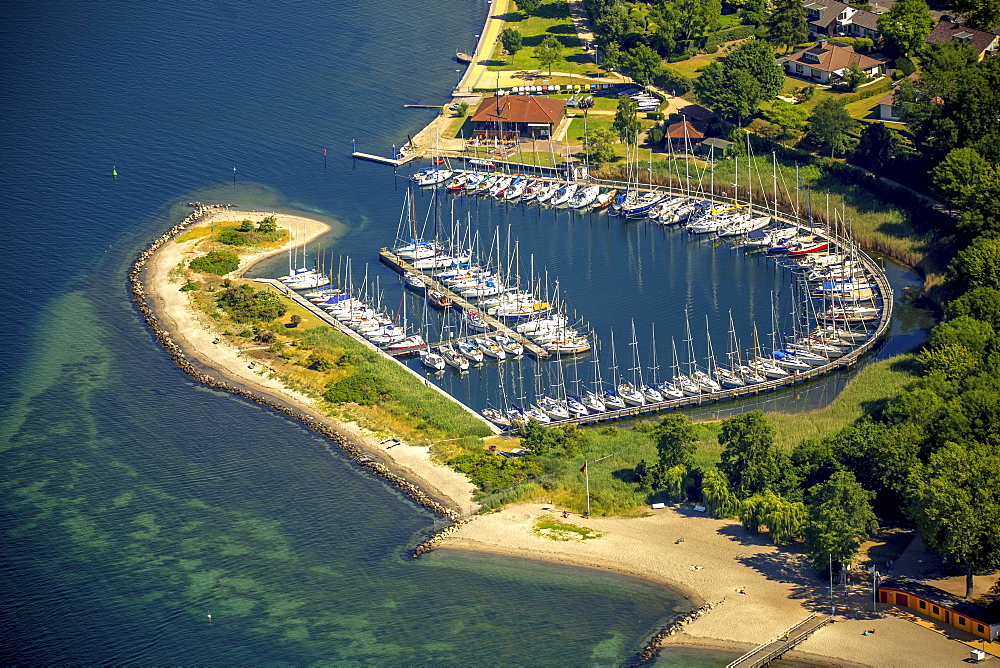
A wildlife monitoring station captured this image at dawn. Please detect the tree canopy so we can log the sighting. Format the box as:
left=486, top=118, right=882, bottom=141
left=877, top=0, right=936, bottom=56
left=767, top=0, right=808, bottom=52
left=948, top=0, right=1000, bottom=30
left=907, top=441, right=1000, bottom=597
left=501, top=27, right=523, bottom=56
left=515, top=0, right=541, bottom=16
left=535, top=35, right=564, bottom=75
left=805, top=98, right=856, bottom=158
left=803, top=470, right=878, bottom=571
left=613, top=95, right=642, bottom=144
left=854, top=122, right=902, bottom=177
left=696, top=38, right=783, bottom=125
left=621, top=44, right=662, bottom=88
left=717, top=410, right=787, bottom=498
left=651, top=414, right=697, bottom=469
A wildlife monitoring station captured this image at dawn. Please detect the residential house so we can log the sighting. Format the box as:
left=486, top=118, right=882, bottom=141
left=878, top=73, right=918, bottom=122
left=781, top=41, right=884, bottom=83
left=926, top=17, right=999, bottom=60
left=665, top=120, right=704, bottom=152
left=804, top=0, right=881, bottom=40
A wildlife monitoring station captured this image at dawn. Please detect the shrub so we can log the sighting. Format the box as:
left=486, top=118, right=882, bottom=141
left=216, top=284, right=287, bottom=322
left=895, top=56, right=916, bottom=77
left=189, top=250, right=240, bottom=276
left=667, top=54, right=691, bottom=63
left=705, top=44, right=719, bottom=54
left=180, top=281, right=199, bottom=291
left=659, top=69, right=693, bottom=96
left=289, top=314, right=302, bottom=327
left=323, top=370, right=392, bottom=406
left=705, top=24, right=757, bottom=47
left=308, top=353, right=334, bottom=372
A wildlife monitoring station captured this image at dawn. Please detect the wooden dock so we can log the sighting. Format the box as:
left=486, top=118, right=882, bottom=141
left=351, top=151, right=419, bottom=167
left=726, top=614, right=833, bottom=668
left=378, top=249, right=550, bottom=359
left=404, top=104, right=445, bottom=109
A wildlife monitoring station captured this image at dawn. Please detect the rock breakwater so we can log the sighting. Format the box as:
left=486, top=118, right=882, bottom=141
left=128, top=205, right=460, bottom=521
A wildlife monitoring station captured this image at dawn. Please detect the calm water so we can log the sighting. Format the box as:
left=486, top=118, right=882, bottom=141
left=0, top=1, right=931, bottom=664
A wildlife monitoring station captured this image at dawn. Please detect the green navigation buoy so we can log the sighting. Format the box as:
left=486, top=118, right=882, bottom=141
left=112, top=166, right=118, bottom=180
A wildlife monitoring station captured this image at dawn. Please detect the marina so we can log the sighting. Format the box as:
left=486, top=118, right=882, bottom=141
left=268, top=159, right=896, bottom=431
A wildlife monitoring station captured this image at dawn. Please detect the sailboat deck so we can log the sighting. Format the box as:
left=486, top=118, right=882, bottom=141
left=378, top=249, right=550, bottom=359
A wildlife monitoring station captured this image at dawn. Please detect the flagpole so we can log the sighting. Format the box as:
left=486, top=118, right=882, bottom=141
left=585, top=460, right=591, bottom=518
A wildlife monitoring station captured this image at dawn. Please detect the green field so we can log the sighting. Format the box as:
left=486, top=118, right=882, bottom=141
left=488, top=0, right=600, bottom=76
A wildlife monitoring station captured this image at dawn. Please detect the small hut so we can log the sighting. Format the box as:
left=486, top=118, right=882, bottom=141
left=664, top=120, right=704, bottom=153
left=878, top=579, right=1000, bottom=641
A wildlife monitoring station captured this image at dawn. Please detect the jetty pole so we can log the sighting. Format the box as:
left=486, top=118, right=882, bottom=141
left=583, top=461, right=590, bottom=517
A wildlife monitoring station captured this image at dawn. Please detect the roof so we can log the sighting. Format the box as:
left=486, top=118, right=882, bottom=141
left=701, top=138, right=734, bottom=149
left=880, top=579, right=1000, bottom=626
left=471, top=96, right=566, bottom=125
left=848, top=9, right=880, bottom=30
left=665, top=120, right=704, bottom=140
left=676, top=104, right=715, bottom=121
left=878, top=73, right=918, bottom=106
left=783, top=42, right=883, bottom=73
left=804, top=0, right=850, bottom=29
left=927, top=18, right=998, bottom=56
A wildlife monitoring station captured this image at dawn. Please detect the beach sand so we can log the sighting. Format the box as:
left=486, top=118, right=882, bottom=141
left=143, top=209, right=478, bottom=515
left=441, top=503, right=981, bottom=666
left=144, top=210, right=982, bottom=666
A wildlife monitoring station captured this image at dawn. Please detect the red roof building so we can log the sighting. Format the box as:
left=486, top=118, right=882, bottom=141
left=781, top=41, right=884, bottom=83
left=926, top=17, right=999, bottom=60
left=665, top=120, right=704, bottom=152
left=471, top=95, right=567, bottom=140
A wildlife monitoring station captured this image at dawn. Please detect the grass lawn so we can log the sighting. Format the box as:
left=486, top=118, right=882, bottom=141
left=843, top=94, right=883, bottom=122
left=488, top=0, right=600, bottom=76
left=662, top=50, right=726, bottom=80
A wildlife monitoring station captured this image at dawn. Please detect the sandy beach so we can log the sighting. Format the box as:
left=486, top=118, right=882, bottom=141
left=142, top=209, right=985, bottom=666
left=142, top=209, right=479, bottom=516
left=441, top=503, right=984, bottom=666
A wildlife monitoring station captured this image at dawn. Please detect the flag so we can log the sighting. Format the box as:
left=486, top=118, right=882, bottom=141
left=580, top=463, right=587, bottom=474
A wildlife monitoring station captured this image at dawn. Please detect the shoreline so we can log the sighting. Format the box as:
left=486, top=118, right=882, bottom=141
left=132, top=206, right=479, bottom=519
left=133, top=207, right=971, bottom=667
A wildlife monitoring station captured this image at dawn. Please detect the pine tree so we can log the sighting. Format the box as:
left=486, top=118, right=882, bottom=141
left=768, top=0, right=808, bottom=53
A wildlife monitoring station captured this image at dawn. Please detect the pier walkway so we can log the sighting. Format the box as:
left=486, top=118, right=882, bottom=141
left=726, top=614, right=833, bottom=668
left=378, top=249, right=550, bottom=359
left=351, top=151, right=419, bottom=167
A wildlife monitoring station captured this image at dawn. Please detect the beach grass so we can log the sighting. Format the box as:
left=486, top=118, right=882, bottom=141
left=531, top=516, right=603, bottom=540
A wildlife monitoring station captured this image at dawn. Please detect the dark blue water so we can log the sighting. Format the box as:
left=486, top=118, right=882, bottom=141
left=0, top=1, right=689, bottom=664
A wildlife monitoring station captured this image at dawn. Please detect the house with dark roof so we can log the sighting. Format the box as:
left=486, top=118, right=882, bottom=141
left=926, top=17, right=999, bottom=60
left=664, top=120, right=704, bottom=152
left=804, top=0, right=881, bottom=40
left=781, top=41, right=884, bottom=83
left=878, top=579, right=1000, bottom=641
left=470, top=95, right=566, bottom=140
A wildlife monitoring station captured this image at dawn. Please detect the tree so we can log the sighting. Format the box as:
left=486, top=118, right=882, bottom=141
left=767, top=0, right=808, bottom=52
left=717, top=410, right=787, bottom=498
left=621, top=44, right=662, bottom=88
left=741, top=0, right=771, bottom=27
left=854, top=122, right=901, bottom=177
left=236, top=218, right=256, bottom=232
left=613, top=95, right=642, bottom=144
left=582, top=126, right=618, bottom=165
left=840, top=63, right=868, bottom=91
left=456, top=100, right=470, bottom=117
left=701, top=468, right=741, bottom=518
left=806, top=98, right=856, bottom=158
left=803, top=471, right=878, bottom=572
left=949, top=236, right=1000, bottom=292
left=516, top=0, right=541, bottom=16
left=501, top=27, right=523, bottom=57
left=600, top=41, right=623, bottom=71
left=877, top=0, right=935, bottom=56
left=740, top=490, right=807, bottom=543
left=216, top=284, right=287, bottom=322
left=696, top=38, right=783, bottom=124
left=947, top=0, right=1000, bottom=30
left=535, top=35, right=564, bottom=76
left=764, top=100, right=809, bottom=134
left=289, top=314, right=302, bottom=328
left=189, top=250, right=240, bottom=276
left=651, top=414, right=697, bottom=469
left=257, top=216, right=278, bottom=233
left=908, top=441, right=1000, bottom=597
left=931, top=147, right=994, bottom=206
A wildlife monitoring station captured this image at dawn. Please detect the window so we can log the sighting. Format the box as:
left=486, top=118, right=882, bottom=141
left=933, top=606, right=939, bottom=614
left=919, top=600, right=926, bottom=609
left=796, top=63, right=803, bottom=73
left=958, top=616, right=966, bottom=626
left=979, top=624, right=986, bottom=633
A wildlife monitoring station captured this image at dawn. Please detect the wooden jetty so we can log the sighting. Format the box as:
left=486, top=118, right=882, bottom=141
left=378, top=248, right=550, bottom=359
left=351, top=151, right=419, bottom=167
left=404, top=104, right=445, bottom=109
left=726, top=614, right=833, bottom=668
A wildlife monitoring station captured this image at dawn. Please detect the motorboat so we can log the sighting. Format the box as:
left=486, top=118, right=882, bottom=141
left=419, top=348, right=446, bottom=370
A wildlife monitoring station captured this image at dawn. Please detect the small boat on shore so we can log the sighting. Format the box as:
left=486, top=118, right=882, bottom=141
left=456, top=52, right=473, bottom=64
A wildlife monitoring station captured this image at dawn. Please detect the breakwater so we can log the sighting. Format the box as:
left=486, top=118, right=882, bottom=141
left=631, top=599, right=723, bottom=666
left=128, top=205, right=460, bottom=521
